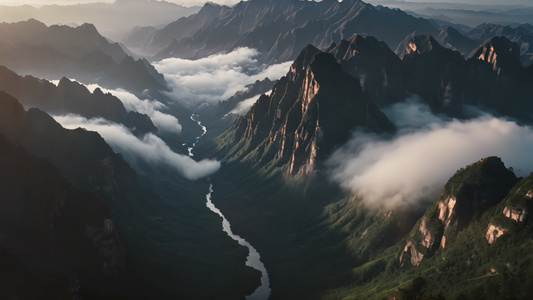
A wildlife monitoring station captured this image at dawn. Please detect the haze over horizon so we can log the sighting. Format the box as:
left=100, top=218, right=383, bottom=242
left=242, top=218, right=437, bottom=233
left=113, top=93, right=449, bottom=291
left=2, top=0, right=533, bottom=8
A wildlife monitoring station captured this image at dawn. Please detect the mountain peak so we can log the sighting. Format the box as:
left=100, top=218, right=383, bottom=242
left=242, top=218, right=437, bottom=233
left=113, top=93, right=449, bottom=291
left=469, top=36, right=521, bottom=76
left=289, top=45, right=321, bottom=75
left=401, top=33, right=444, bottom=58
left=400, top=156, right=517, bottom=266
left=218, top=44, right=393, bottom=176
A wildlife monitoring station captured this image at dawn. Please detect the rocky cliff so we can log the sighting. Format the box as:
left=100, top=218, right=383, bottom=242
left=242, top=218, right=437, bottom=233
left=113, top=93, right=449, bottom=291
left=327, top=34, right=405, bottom=106
left=218, top=45, right=393, bottom=176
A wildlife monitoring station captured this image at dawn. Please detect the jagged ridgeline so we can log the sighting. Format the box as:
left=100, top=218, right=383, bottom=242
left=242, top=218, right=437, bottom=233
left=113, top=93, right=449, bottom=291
left=210, top=29, right=533, bottom=298
left=216, top=45, right=393, bottom=176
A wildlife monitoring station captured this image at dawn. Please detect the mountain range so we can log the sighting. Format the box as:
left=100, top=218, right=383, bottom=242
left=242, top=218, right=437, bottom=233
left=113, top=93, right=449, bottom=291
left=124, top=0, right=438, bottom=63
left=0, top=0, right=200, bottom=41
left=206, top=23, right=533, bottom=299
left=0, top=0, right=533, bottom=299
left=0, top=19, right=168, bottom=93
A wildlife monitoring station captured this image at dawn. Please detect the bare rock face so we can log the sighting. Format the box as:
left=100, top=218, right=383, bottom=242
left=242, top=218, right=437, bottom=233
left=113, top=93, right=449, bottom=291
left=400, top=157, right=517, bottom=266
left=469, top=36, right=521, bottom=78
left=485, top=224, right=507, bottom=244
left=219, top=44, right=393, bottom=176
left=484, top=171, right=533, bottom=244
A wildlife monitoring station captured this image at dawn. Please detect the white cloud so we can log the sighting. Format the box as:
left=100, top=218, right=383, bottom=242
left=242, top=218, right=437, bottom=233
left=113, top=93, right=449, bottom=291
left=153, top=48, right=291, bottom=108
left=327, top=102, right=533, bottom=210
left=53, top=114, right=220, bottom=180
left=229, top=89, right=272, bottom=116
left=84, top=84, right=182, bottom=134
left=230, top=95, right=261, bottom=116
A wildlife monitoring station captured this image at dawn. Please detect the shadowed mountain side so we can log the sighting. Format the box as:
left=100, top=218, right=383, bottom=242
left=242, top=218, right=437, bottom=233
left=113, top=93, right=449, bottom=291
left=0, top=133, right=127, bottom=298
left=323, top=33, right=533, bottom=121
left=327, top=34, right=406, bottom=106
left=0, top=91, right=260, bottom=299
left=0, top=66, right=156, bottom=134
left=0, top=19, right=168, bottom=93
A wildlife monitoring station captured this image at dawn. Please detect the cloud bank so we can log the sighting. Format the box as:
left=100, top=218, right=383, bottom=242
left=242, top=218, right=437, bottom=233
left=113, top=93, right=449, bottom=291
left=54, top=114, right=220, bottom=180
left=153, top=48, right=291, bottom=108
left=327, top=101, right=533, bottom=210
left=229, top=89, right=272, bottom=116
left=84, top=84, right=183, bottom=134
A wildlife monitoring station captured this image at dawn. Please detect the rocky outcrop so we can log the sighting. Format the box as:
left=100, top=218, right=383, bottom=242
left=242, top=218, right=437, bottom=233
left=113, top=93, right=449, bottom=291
left=485, top=172, right=533, bottom=242
left=400, top=157, right=517, bottom=266
left=485, top=224, right=507, bottom=244
left=218, top=45, right=393, bottom=176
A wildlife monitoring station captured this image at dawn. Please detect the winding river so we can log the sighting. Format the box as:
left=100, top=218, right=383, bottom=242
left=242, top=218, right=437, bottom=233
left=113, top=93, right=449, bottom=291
left=189, top=114, right=271, bottom=300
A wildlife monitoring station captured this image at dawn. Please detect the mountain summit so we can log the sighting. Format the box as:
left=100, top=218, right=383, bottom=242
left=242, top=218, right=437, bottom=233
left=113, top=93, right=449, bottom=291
left=217, top=44, right=393, bottom=176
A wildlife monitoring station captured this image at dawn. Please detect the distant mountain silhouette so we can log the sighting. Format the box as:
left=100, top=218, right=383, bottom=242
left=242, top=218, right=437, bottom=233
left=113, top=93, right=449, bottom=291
left=0, top=66, right=157, bottom=134
left=0, top=0, right=200, bottom=40
left=124, top=0, right=437, bottom=64
left=0, top=19, right=168, bottom=93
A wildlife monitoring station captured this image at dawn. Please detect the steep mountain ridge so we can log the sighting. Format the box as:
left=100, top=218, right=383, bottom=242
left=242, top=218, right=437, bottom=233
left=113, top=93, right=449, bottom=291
left=217, top=45, right=393, bottom=176
left=322, top=33, right=533, bottom=120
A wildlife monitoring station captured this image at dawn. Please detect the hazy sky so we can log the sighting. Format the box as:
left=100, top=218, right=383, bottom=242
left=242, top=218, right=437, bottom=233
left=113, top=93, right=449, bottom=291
left=1, top=0, right=532, bottom=7
left=0, top=0, right=240, bottom=6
